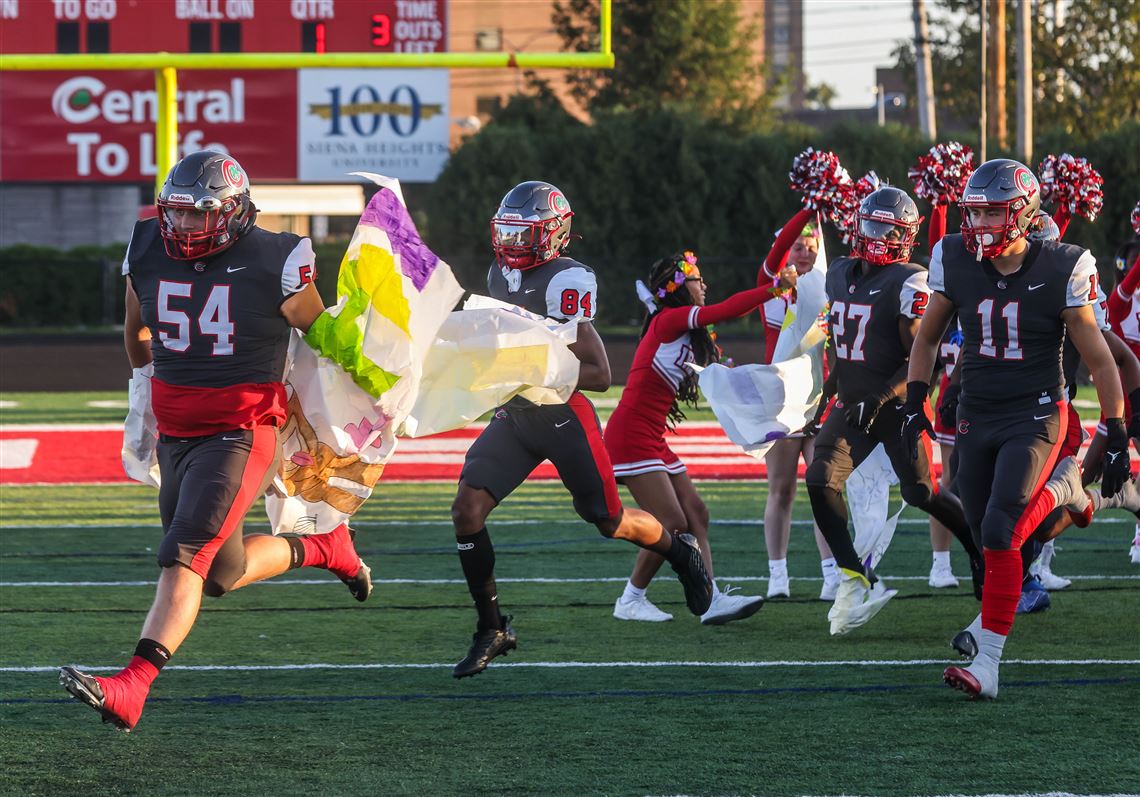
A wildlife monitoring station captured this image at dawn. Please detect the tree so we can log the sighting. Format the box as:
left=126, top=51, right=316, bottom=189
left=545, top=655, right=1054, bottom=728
left=804, top=81, right=838, bottom=110
left=891, top=0, right=1140, bottom=140
left=550, top=0, right=778, bottom=130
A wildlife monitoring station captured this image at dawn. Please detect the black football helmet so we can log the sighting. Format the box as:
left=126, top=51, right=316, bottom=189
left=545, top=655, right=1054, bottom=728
left=959, top=158, right=1041, bottom=259
left=851, top=186, right=923, bottom=266
left=157, top=150, right=257, bottom=260
left=1025, top=210, right=1061, bottom=243
left=490, top=181, right=573, bottom=270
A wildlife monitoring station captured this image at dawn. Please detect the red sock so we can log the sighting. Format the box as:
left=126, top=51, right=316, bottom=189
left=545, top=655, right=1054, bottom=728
left=1013, top=489, right=1057, bottom=544
left=299, top=524, right=359, bottom=579
left=980, top=547, right=1022, bottom=636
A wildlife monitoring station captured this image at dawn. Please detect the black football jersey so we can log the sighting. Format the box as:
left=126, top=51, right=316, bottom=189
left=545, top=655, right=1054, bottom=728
left=123, top=220, right=314, bottom=389
left=825, top=257, right=931, bottom=402
left=486, top=256, right=598, bottom=322
left=930, top=234, right=1097, bottom=404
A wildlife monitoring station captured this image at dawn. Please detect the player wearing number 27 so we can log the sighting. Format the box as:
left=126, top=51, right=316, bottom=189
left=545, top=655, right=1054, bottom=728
left=903, top=159, right=1125, bottom=699
left=806, top=186, right=979, bottom=636
left=59, top=151, right=371, bottom=731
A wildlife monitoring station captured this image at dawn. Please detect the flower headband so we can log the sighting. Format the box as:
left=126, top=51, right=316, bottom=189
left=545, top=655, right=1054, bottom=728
left=656, top=251, right=699, bottom=298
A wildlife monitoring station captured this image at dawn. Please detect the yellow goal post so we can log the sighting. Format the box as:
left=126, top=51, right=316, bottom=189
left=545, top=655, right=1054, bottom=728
left=1, top=0, right=613, bottom=198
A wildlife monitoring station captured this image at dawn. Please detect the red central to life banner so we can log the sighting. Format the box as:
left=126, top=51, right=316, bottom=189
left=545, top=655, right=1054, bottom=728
left=0, top=71, right=297, bottom=182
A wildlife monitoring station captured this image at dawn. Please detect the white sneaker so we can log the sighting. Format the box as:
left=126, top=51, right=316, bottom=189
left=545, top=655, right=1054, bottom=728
left=827, top=572, right=897, bottom=636
left=766, top=571, right=790, bottom=598
left=613, top=595, right=673, bottom=622
left=943, top=655, right=999, bottom=699
left=1131, top=527, right=1140, bottom=565
left=928, top=562, right=960, bottom=588
left=700, top=586, right=765, bottom=625
left=819, top=577, right=840, bottom=601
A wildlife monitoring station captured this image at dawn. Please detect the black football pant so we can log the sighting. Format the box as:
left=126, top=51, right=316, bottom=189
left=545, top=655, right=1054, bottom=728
left=805, top=398, right=973, bottom=575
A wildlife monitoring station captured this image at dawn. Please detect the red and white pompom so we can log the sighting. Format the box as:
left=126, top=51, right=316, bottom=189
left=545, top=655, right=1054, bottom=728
left=788, top=147, right=856, bottom=238
left=1132, top=201, right=1140, bottom=235
left=1038, top=153, right=1104, bottom=222
left=830, top=171, right=881, bottom=241
left=907, top=142, right=975, bottom=205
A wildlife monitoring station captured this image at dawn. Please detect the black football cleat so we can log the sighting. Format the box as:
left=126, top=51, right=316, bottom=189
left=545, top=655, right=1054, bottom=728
left=340, top=528, right=373, bottom=602
left=453, top=617, right=517, bottom=679
left=340, top=559, right=373, bottom=602
left=951, top=629, right=978, bottom=659
left=59, top=666, right=133, bottom=732
left=670, top=532, right=714, bottom=616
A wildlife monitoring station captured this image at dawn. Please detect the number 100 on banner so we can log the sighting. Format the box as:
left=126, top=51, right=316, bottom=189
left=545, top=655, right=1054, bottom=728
left=297, top=69, right=451, bottom=184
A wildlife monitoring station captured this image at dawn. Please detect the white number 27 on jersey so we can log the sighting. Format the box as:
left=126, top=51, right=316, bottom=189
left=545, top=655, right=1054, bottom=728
left=157, top=281, right=235, bottom=355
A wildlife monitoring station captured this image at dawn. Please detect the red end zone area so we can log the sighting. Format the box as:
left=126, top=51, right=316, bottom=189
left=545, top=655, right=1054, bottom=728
left=0, top=420, right=1115, bottom=485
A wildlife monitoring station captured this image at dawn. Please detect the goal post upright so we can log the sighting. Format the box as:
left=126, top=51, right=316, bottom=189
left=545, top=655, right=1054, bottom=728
left=1, top=0, right=614, bottom=198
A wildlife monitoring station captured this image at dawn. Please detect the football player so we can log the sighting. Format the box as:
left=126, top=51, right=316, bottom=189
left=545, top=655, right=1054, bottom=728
left=804, top=186, right=982, bottom=636
left=450, top=182, right=713, bottom=678
left=59, top=151, right=372, bottom=731
left=903, top=159, right=1126, bottom=699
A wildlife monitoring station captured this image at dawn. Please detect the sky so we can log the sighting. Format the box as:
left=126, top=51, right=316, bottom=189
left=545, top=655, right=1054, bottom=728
left=802, top=0, right=918, bottom=108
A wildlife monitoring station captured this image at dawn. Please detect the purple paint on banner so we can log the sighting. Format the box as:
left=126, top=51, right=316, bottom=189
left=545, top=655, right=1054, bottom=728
left=359, top=188, right=439, bottom=291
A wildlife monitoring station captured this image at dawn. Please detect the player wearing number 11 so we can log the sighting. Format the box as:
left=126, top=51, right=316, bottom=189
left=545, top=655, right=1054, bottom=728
left=59, top=151, right=371, bottom=732
left=902, top=158, right=1126, bottom=699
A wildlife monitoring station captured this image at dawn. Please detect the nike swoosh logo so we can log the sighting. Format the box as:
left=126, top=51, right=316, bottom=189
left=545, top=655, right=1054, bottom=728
left=868, top=289, right=881, bottom=295
left=222, top=435, right=243, bottom=441
left=226, top=266, right=246, bottom=273
left=1028, top=283, right=1044, bottom=291
left=1032, top=414, right=1050, bottom=421
left=524, top=288, right=537, bottom=294
left=554, top=420, right=571, bottom=428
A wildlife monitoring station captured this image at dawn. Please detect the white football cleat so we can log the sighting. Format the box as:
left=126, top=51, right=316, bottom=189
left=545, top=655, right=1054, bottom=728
left=944, top=654, right=999, bottom=699
left=613, top=595, right=673, bottom=622
left=766, top=571, right=791, bottom=599
left=928, top=561, right=960, bottom=588
left=700, top=586, right=765, bottom=625
left=828, top=571, right=897, bottom=636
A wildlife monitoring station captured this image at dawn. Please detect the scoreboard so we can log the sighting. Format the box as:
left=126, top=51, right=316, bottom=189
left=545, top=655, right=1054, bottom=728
left=0, top=0, right=448, bottom=55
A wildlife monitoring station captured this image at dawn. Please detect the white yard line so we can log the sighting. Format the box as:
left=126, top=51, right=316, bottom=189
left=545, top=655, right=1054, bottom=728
left=4, top=658, right=1138, bottom=674
left=3, top=574, right=1138, bottom=588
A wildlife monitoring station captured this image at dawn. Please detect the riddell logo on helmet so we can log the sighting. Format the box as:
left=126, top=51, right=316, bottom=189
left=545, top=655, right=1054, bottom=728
left=165, top=193, right=195, bottom=203
left=964, top=193, right=987, bottom=201
left=870, top=209, right=894, bottom=219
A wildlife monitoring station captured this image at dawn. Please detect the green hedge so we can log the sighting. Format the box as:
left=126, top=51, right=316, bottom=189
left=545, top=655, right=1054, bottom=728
left=4, top=114, right=1137, bottom=328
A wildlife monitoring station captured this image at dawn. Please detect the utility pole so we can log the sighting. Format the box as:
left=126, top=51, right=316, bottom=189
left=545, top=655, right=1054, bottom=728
left=988, top=0, right=1007, bottom=151
left=1015, top=0, right=1032, bottom=164
left=980, top=0, right=988, bottom=161
left=913, top=0, right=937, bottom=140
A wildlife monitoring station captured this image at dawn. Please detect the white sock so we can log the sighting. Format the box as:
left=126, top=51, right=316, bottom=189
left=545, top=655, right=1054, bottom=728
left=820, top=557, right=838, bottom=582
left=1040, top=540, right=1056, bottom=569
left=769, top=558, right=788, bottom=577
left=621, top=581, right=646, bottom=602
left=932, top=550, right=951, bottom=569
left=966, top=612, right=982, bottom=638
left=977, top=627, right=1007, bottom=666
